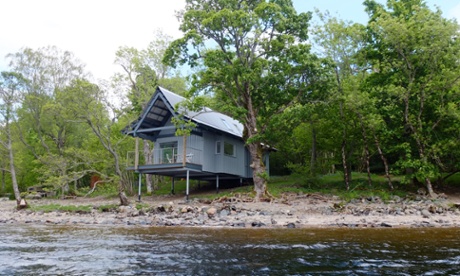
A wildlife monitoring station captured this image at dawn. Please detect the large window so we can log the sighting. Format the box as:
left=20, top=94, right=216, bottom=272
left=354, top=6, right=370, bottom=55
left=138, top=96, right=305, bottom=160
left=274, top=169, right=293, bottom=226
left=160, top=141, right=178, bottom=163
left=223, top=141, right=235, bottom=157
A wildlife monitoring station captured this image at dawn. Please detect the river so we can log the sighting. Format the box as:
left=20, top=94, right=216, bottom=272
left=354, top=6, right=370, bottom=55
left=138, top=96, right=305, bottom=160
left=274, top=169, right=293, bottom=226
left=0, top=225, right=459, bottom=275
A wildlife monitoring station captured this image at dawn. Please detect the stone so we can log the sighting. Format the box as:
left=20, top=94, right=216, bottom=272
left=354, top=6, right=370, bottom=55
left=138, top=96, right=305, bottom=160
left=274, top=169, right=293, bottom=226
left=220, top=209, right=229, bottom=218
left=380, top=222, right=393, bottom=228
left=251, top=221, right=265, bottom=227
left=181, top=206, right=193, bottom=213
left=421, top=209, right=431, bottom=218
left=286, top=222, right=296, bottom=228
left=206, top=207, right=217, bottom=218
left=233, top=222, right=246, bottom=228
left=156, top=205, right=166, bottom=212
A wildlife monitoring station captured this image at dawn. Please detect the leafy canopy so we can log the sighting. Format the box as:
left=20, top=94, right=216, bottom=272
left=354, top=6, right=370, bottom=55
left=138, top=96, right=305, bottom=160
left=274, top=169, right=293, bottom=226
left=165, top=0, right=323, bottom=142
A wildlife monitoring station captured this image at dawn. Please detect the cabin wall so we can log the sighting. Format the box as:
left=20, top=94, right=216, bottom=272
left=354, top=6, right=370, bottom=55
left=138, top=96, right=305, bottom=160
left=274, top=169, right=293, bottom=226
left=150, top=119, right=251, bottom=179
left=203, top=131, right=247, bottom=178
left=152, top=119, right=205, bottom=164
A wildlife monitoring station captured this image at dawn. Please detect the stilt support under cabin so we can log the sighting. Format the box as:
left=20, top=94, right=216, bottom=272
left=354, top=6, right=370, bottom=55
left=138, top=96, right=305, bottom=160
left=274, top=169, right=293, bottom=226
left=186, top=170, right=190, bottom=201
left=216, top=175, right=219, bottom=194
left=171, top=178, right=175, bottom=195
left=137, top=173, right=142, bottom=201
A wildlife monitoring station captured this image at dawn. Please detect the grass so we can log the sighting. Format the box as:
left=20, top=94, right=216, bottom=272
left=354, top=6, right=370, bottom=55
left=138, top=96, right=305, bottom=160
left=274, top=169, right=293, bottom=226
left=35, top=171, right=446, bottom=204
left=148, top=172, right=408, bottom=203
left=30, top=204, right=93, bottom=213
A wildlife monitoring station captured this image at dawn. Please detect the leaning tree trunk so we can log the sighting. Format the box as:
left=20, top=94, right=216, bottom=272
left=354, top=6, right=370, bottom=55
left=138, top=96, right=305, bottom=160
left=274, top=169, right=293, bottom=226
left=373, top=132, right=393, bottom=190
left=7, top=125, right=25, bottom=209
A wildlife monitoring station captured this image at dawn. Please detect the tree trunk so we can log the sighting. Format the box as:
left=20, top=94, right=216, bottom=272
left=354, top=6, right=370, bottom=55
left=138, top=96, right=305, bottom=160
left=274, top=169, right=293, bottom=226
left=357, top=113, right=372, bottom=186
left=310, top=121, right=317, bottom=177
left=143, top=140, right=153, bottom=194
left=119, top=191, right=129, bottom=206
left=425, top=178, right=436, bottom=198
left=373, top=132, right=393, bottom=190
left=153, top=175, right=162, bottom=191
left=1, top=168, right=5, bottom=194
left=7, top=124, right=23, bottom=208
left=341, top=140, right=350, bottom=190
left=248, top=143, right=267, bottom=202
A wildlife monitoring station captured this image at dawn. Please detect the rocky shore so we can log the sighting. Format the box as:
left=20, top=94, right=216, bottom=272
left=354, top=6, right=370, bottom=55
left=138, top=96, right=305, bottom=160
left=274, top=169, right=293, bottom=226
left=1, top=193, right=460, bottom=228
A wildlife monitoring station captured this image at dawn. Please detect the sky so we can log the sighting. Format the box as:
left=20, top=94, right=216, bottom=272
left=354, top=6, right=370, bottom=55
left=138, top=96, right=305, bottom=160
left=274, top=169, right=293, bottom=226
left=1, top=0, right=460, bottom=81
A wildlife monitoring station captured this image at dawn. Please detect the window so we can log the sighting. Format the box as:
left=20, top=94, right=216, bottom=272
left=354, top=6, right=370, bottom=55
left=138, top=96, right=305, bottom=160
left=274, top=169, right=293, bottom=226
left=224, top=141, right=235, bottom=157
left=216, top=141, right=221, bottom=154
left=160, top=141, right=178, bottom=163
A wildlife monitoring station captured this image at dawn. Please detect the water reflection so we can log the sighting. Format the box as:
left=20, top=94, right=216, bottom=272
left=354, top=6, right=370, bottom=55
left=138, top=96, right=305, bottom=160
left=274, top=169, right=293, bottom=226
left=0, top=226, right=459, bottom=275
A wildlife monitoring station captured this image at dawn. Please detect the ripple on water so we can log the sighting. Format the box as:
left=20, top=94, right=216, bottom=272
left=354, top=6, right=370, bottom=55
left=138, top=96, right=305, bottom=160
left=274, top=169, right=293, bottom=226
left=1, top=226, right=460, bottom=275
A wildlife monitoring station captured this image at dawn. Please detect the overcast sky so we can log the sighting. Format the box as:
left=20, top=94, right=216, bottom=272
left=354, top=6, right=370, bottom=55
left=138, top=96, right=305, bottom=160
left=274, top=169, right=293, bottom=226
left=1, top=0, right=459, bottom=81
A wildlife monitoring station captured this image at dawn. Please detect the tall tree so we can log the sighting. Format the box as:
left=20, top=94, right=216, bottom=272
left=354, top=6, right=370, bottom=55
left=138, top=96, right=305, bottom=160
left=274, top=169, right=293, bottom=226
left=0, top=72, right=28, bottom=207
left=364, top=0, right=460, bottom=196
left=313, top=12, right=394, bottom=189
left=6, top=46, right=88, bottom=195
left=165, top=0, right=322, bottom=201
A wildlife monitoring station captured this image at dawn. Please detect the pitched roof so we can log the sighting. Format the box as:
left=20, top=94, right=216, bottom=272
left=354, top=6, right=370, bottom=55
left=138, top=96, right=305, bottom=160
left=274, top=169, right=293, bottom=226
left=128, top=86, right=244, bottom=138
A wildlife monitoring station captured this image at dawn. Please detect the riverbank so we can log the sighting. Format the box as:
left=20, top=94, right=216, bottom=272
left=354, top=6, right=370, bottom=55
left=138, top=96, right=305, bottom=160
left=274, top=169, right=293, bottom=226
left=1, top=193, right=460, bottom=228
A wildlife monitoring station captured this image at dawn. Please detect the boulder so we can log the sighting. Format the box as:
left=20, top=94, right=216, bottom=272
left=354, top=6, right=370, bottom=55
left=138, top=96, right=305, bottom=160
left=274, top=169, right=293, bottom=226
left=206, top=207, right=217, bottom=218
left=421, top=209, right=431, bottom=218
left=286, top=222, right=296, bottom=228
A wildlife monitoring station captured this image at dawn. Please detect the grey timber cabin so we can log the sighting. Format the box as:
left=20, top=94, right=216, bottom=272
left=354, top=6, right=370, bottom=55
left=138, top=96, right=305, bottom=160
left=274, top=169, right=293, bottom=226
left=124, top=87, right=271, bottom=198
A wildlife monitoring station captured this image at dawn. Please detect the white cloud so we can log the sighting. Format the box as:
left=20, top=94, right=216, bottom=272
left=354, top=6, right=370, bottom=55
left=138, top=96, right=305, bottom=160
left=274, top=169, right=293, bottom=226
left=0, top=0, right=185, bottom=80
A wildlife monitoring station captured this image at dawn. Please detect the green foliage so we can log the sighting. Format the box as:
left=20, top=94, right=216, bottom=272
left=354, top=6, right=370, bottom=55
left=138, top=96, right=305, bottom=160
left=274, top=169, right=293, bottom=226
left=135, top=203, right=149, bottom=210
left=30, top=204, right=93, bottom=213
left=2, top=1, right=460, bottom=200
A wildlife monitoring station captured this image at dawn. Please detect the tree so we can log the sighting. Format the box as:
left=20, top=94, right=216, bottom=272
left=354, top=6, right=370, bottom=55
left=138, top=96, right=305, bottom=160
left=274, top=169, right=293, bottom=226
left=312, top=12, right=394, bottom=189
left=63, top=79, right=133, bottom=205
left=364, top=0, right=460, bottom=197
left=165, top=0, right=323, bottom=201
left=0, top=72, right=28, bottom=208
left=6, top=46, right=89, bottom=195
left=115, top=30, right=187, bottom=194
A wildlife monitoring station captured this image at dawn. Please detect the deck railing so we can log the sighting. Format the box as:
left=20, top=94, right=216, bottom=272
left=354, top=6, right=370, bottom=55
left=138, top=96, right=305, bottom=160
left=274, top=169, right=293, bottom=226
left=127, top=147, right=202, bottom=167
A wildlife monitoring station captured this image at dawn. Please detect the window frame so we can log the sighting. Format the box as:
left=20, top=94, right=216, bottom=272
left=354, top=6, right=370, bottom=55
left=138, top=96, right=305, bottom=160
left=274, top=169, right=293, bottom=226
left=223, top=141, right=235, bottom=157
left=215, top=141, right=221, bottom=154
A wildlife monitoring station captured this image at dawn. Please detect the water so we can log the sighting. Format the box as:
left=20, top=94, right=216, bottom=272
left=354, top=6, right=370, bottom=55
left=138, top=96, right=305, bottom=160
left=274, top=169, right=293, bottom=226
left=0, top=225, right=459, bottom=275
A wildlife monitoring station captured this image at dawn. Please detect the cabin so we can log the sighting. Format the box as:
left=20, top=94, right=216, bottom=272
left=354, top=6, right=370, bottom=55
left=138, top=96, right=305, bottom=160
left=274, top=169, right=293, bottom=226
left=124, top=87, right=271, bottom=199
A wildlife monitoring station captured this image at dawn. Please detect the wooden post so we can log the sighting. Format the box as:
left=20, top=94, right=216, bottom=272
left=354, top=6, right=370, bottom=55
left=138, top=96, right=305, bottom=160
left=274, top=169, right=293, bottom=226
left=138, top=173, right=142, bottom=201
left=182, top=135, right=187, bottom=167
left=216, top=175, right=219, bottom=194
left=134, top=136, right=139, bottom=171
left=186, top=170, right=190, bottom=201
left=171, top=178, right=175, bottom=195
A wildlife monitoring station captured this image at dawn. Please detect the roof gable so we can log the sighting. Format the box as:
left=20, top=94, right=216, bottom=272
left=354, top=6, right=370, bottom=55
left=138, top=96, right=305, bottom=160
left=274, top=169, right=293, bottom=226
left=127, top=87, right=244, bottom=139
